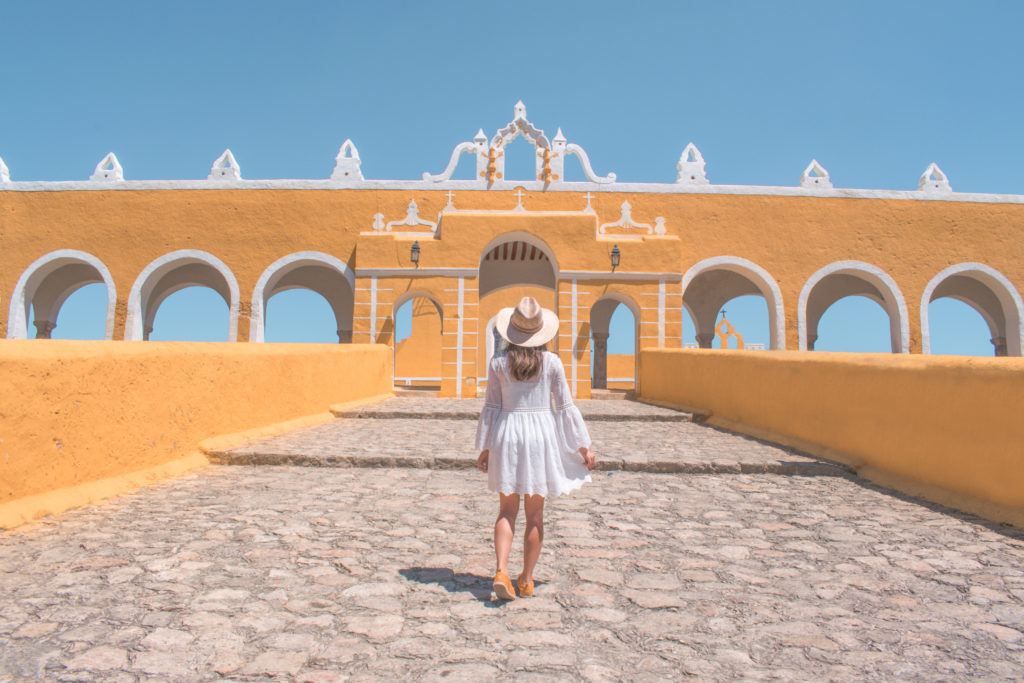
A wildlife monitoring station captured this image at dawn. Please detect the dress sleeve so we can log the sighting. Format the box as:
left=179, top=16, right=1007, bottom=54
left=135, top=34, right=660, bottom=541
left=475, top=359, right=502, bottom=451
left=550, top=355, right=591, bottom=452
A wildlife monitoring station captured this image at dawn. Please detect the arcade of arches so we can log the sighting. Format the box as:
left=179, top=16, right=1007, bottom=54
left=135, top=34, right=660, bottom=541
left=3, top=106, right=1023, bottom=397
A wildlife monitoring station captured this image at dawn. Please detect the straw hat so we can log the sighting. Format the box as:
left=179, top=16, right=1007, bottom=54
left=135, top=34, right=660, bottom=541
left=495, top=296, right=559, bottom=347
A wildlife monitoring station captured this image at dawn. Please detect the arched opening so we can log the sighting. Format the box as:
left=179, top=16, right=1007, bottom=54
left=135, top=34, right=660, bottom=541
left=799, top=262, right=909, bottom=353
left=477, top=233, right=559, bottom=386
left=815, top=296, right=893, bottom=352
left=709, top=295, right=770, bottom=350
left=6, top=250, right=116, bottom=340
left=264, top=290, right=339, bottom=343
left=589, top=295, right=639, bottom=391
left=251, top=252, right=354, bottom=343
left=681, top=257, right=785, bottom=350
left=149, top=286, right=230, bottom=341
left=126, top=250, right=239, bottom=341
left=921, top=264, right=1024, bottom=357
left=393, top=292, right=444, bottom=389
left=32, top=283, right=108, bottom=340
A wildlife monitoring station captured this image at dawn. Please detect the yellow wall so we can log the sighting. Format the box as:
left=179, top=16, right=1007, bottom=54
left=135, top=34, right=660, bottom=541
left=0, top=340, right=392, bottom=528
left=607, top=354, right=636, bottom=389
left=394, top=298, right=442, bottom=383
left=638, top=349, right=1024, bottom=525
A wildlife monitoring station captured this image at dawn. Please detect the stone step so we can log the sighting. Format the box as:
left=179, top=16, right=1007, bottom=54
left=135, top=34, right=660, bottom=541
left=588, top=389, right=635, bottom=401
left=334, top=397, right=692, bottom=422
left=206, top=416, right=853, bottom=478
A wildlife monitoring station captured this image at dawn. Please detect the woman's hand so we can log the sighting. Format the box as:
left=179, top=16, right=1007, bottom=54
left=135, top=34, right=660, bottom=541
left=579, top=447, right=596, bottom=470
left=477, top=450, right=489, bottom=473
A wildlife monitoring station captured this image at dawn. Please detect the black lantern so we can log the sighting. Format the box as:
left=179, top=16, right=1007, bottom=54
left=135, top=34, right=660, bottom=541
left=610, top=244, right=621, bottom=271
left=410, top=240, right=420, bottom=265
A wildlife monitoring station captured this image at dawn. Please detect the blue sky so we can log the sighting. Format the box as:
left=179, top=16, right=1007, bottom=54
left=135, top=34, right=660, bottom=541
left=6, top=1, right=1019, bottom=356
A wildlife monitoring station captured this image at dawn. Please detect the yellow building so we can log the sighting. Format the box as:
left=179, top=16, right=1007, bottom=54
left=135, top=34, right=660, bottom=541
left=3, top=103, right=1023, bottom=398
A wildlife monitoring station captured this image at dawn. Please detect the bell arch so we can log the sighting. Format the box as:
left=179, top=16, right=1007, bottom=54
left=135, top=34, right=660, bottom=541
left=798, top=261, right=910, bottom=353
left=250, top=252, right=355, bottom=343
left=478, top=231, right=559, bottom=298
left=681, top=256, right=786, bottom=350
left=126, top=250, right=240, bottom=341
left=921, top=263, right=1024, bottom=356
left=6, top=249, right=117, bottom=340
left=589, top=293, right=640, bottom=390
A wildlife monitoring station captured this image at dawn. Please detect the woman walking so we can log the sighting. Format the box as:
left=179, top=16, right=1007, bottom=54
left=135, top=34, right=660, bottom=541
left=476, top=296, right=597, bottom=600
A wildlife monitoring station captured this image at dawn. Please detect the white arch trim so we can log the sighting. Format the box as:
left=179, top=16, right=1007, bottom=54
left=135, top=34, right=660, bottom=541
left=478, top=231, right=561, bottom=277
left=920, top=262, right=1024, bottom=356
left=681, top=256, right=786, bottom=350
left=126, top=250, right=240, bottom=341
left=798, top=260, right=910, bottom=353
left=6, top=249, right=117, bottom=340
left=249, top=251, right=355, bottom=343
left=590, top=292, right=642, bottom=322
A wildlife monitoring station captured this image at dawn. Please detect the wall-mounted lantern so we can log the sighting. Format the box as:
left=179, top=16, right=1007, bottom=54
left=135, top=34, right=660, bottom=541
left=410, top=240, right=420, bottom=266
left=610, top=244, right=621, bottom=271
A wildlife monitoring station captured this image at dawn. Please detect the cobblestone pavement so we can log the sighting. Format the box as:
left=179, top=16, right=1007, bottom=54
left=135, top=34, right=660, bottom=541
left=2, top=467, right=1023, bottom=681
left=218, top=399, right=845, bottom=476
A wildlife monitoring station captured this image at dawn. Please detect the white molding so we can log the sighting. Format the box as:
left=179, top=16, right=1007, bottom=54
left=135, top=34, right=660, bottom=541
left=3, top=177, right=1024, bottom=204
left=6, top=249, right=117, bottom=340
left=369, top=276, right=377, bottom=343
left=658, top=280, right=666, bottom=346
left=357, top=267, right=477, bottom=278
left=571, top=279, right=578, bottom=397
left=920, top=262, right=1024, bottom=356
left=681, top=256, right=787, bottom=350
left=250, top=251, right=356, bottom=343
left=797, top=260, right=910, bottom=353
left=559, top=270, right=681, bottom=281
left=456, top=277, right=465, bottom=398
left=125, top=250, right=240, bottom=341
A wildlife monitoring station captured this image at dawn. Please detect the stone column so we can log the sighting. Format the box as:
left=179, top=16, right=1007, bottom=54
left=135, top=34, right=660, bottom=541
left=143, top=325, right=153, bottom=341
left=696, top=332, right=714, bottom=349
left=33, top=320, right=56, bottom=339
left=991, top=336, right=1008, bottom=357
left=337, top=329, right=353, bottom=344
left=807, top=334, right=818, bottom=351
left=592, top=332, right=609, bottom=389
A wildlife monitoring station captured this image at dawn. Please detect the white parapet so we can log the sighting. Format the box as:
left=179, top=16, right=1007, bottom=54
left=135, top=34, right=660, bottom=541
left=208, top=149, right=242, bottom=181
left=90, top=152, right=124, bottom=181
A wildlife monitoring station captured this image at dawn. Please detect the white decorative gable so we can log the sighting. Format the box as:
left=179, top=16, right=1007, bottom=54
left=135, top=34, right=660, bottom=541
left=800, top=159, right=833, bottom=189
left=331, top=139, right=363, bottom=181
left=423, top=101, right=615, bottom=186
left=90, top=153, right=124, bottom=181
left=676, top=142, right=708, bottom=184
left=207, top=149, right=242, bottom=181
left=599, top=201, right=667, bottom=236
left=0, top=156, right=9, bottom=182
left=919, top=162, right=952, bottom=193
left=371, top=199, right=437, bottom=234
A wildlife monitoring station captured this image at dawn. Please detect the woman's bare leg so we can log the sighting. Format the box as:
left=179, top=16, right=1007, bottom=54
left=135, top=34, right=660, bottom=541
left=494, top=493, right=520, bottom=574
left=521, top=494, right=545, bottom=583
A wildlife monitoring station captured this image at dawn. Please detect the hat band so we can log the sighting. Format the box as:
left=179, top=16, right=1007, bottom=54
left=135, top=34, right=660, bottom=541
left=510, top=313, right=542, bottom=334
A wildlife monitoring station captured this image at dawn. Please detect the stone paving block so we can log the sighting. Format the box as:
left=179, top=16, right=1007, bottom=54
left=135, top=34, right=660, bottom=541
left=2, top=467, right=1024, bottom=680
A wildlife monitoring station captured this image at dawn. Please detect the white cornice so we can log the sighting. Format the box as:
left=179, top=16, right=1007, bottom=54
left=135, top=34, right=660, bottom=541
left=560, top=271, right=682, bottom=281
left=356, top=267, right=477, bottom=278
left=2, top=178, right=1023, bottom=205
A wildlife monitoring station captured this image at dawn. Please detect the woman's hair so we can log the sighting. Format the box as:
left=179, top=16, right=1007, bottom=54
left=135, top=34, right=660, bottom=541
left=506, top=343, right=546, bottom=381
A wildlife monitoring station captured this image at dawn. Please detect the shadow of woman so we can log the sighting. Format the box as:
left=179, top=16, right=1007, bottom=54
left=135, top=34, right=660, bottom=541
left=399, top=567, right=509, bottom=607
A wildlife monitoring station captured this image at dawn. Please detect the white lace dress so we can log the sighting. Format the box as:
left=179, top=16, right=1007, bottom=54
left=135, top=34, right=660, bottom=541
left=475, top=352, right=592, bottom=497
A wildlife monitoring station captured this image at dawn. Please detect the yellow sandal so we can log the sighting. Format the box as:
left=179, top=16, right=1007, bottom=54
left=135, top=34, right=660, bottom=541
left=493, top=571, right=517, bottom=600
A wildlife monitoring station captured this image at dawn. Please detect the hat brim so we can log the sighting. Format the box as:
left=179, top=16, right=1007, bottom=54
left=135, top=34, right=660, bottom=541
left=495, top=306, right=560, bottom=347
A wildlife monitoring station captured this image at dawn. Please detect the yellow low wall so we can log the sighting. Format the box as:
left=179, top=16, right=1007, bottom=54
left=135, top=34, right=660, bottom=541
left=638, top=349, right=1024, bottom=526
left=0, top=341, right=392, bottom=529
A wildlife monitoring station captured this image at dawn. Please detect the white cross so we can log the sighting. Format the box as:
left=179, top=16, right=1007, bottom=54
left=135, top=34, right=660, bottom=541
left=445, top=190, right=455, bottom=209
left=513, top=187, right=525, bottom=209
left=582, top=192, right=594, bottom=211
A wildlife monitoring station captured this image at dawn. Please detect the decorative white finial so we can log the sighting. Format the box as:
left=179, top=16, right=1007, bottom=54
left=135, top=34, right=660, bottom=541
left=919, top=162, right=951, bottom=193
left=553, top=128, right=567, bottom=145
left=473, top=129, right=487, bottom=145
left=0, top=156, right=9, bottom=183
left=90, top=152, right=123, bottom=181
left=800, top=159, right=833, bottom=189
left=331, top=139, right=363, bottom=181
left=208, top=149, right=241, bottom=181
left=514, top=100, right=527, bottom=120
left=676, top=142, right=708, bottom=184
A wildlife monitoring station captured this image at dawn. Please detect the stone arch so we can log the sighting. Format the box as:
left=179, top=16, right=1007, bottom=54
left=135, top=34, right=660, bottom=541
left=681, top=256, right=786, bottom=350
left=126, top=250, right=240, bottom=341
left=250, top=252, right=355, bottom=343
left=921, top=263, right=1024, bottom=356
left=798, top=261, right=910, bottom=353
left=478, top=231, right=559, bottom=298
left=589, top=293, right=641, bottom=389
left=6, top=249, right=117, bottom=340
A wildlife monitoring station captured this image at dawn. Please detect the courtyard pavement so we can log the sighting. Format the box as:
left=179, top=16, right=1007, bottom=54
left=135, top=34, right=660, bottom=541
left=1, top=398, right=1023, bottom=681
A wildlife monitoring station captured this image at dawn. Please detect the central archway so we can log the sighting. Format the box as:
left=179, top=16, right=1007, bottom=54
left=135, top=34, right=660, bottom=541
left=250, top=252, right=355, bottom=343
